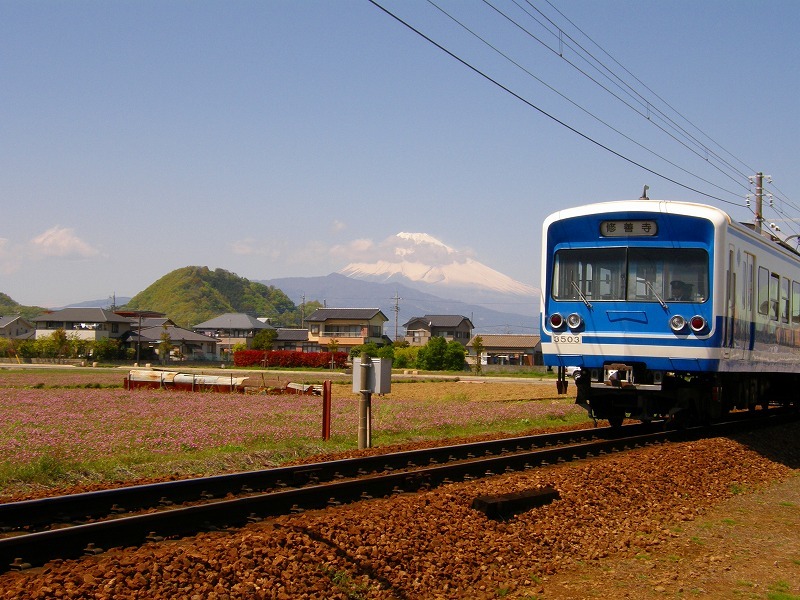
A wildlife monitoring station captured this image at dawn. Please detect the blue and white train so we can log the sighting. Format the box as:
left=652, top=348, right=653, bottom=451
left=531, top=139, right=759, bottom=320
left=540, top=199, right=800, bottom=426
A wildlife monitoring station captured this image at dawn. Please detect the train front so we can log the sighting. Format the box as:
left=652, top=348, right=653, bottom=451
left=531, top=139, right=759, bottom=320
left=540, top=200, right=721, bottom=426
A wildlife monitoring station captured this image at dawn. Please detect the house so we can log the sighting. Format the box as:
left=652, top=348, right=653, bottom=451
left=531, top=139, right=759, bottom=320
left=31, top=308, right=132, bottom=341
left=466, top=334, right=542, bottom=366
left=402, top=315, right=474, bottom=347
left=273, top=328, right=316, bottom=352
left=193, top=312, right=276, bottom=359
left=0, top=315, right=35, bottom=340
left=127, top=324, right=219, bottom=362
left=304, top=308, right=389, bottom=353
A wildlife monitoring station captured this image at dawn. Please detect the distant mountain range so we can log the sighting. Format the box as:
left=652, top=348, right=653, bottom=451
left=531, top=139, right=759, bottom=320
left=264, top=273, right=537, bottom=335
left=62, top=296, right=132, bottom=310
left=329, top=232, right=539, bottom=332
left=3, top=233, right=540, bottom=335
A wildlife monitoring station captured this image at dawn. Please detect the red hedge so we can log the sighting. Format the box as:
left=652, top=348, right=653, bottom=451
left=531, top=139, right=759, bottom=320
left=233, top=350, right=349, bottom=369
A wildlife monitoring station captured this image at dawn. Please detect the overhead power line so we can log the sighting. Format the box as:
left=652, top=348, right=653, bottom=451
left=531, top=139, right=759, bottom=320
left=368, top=0, right=744, bottom=207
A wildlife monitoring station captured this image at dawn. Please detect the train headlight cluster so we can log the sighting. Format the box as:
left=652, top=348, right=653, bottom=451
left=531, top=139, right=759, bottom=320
left=669, top=314, right=707, bottom=333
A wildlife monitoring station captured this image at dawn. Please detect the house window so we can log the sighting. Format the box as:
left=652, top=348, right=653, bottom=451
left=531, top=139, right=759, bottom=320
left=310, top=324, right=320, bottom=334
left=371, top=326, right=381, bottom=337
left=112, top=324, right=119, bottom=333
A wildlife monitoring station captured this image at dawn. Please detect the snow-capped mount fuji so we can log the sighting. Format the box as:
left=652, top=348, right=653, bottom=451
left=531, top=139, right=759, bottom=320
left=337, top=232, right=539, bottom=318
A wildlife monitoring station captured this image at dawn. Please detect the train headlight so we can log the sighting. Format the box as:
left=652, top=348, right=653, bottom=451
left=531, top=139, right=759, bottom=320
left=669, top=315, right=686, bottom=332
left=689, top=315, right=707, bottom=332
left=566, top=313, right=583, bottom=329
left=549, top=313, right=565, bottom=329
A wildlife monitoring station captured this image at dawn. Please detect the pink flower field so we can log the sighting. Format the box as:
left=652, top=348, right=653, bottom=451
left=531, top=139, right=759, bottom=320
left=0, top=386, right=583, bottom=467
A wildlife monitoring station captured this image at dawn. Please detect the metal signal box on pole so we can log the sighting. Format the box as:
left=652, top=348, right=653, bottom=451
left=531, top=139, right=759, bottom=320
left=352, top=357, right=392, bottom=394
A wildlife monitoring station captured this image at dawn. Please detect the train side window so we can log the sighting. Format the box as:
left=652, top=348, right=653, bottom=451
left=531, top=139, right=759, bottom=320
left=770, top=272, right=779, bottom=321
left=757, top=267, right=769, bottom=316
left=792, top=281, right=800, bottom=325
left=781, top=277, right=790, bottom=323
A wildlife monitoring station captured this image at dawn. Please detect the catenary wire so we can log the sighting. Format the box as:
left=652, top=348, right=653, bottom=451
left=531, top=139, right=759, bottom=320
left=429, top=0, right=745, bottom=200
left=482, top=0, right=750, bottom=194
left=532, top=0, right=755, bottom=183
left=368, top=0, right=743, bottom=207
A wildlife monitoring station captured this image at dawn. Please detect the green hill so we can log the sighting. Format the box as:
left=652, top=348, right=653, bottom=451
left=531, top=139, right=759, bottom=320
left=123, top=266, right=298, bottom=328
left=0, top=293, right=45, bottom=320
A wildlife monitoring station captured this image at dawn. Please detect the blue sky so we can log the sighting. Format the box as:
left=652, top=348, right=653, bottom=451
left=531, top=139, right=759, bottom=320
left=3, top=1, right=799, bottom=308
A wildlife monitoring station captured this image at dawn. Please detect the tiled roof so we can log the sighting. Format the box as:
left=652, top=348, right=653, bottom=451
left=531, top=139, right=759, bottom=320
left=193, top=313, right=276, bottom=330
left=276, top=328, right=309, bottom=342
left=402, top=314, right=473, bottom=328
left=304, top=308, right=387, bottom=322
left=466, top=334, right=541, bottom=349
left=131, top=325, right=219, bottom=343
left=32, top=307, right=131, bottom=324
left=0, top=315, right=29, bottom=328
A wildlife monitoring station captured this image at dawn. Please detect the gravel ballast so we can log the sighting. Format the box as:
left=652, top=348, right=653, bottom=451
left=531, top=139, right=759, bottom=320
left=1, top=422, right=798, bottom=599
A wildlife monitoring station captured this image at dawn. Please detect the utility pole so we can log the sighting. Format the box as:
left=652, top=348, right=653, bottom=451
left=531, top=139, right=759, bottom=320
left=754, top=172, right=764, bottom=235
left=301, top=293, right=305, bottom=328
left=750, top=171, right=773, bottom=235
left=392, top=292, right=401, bottom=341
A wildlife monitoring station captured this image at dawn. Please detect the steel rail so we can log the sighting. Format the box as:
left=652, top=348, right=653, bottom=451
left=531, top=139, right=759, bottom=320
left=0, top=412, right=787, bottom=573
left=0, top=423, right=652, bottom=531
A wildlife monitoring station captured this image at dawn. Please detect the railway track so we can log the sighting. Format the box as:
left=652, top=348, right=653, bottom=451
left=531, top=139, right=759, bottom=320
left=0, top=412, right=788, bottom=573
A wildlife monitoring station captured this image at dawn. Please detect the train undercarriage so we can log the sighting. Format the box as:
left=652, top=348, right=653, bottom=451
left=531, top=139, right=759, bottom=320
left=568, top=364, right=800, bottom=427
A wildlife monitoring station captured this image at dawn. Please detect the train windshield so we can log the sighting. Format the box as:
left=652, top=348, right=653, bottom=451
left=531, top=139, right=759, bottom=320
left=552, top=247, right=708, bottom=303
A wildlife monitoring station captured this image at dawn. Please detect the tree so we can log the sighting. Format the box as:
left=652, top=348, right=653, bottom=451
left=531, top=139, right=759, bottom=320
left=376, top=344, right=394, bottom=361
left=417, top=336, right=447, bottom=371
left=51, top=328, right=70, bottom=358
left=349, top=342, right=379, bottom=359
left=92, top=338, right=121, bottom=361
left=471, top=335, right=484, bottom=374
left=392, top=346, right=419, bottom=369
left=442, top=340, right=467, bottom=371
left=253, top=329, right=278, bottom=350
left=159, top=326, right=173, bottom=365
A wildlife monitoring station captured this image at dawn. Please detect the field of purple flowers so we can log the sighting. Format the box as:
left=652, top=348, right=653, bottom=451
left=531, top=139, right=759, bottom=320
left=0, top=368, right=585, bottom=492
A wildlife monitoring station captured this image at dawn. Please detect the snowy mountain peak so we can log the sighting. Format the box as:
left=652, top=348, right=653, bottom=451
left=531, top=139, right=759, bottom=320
left=337, top=232, right=538, bottom=297
left=395, top=232, right=455, bottom=253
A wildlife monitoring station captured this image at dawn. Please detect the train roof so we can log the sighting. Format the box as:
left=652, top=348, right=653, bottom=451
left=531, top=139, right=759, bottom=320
left=542, top=199, right=731, bottom=227
left=543, top=199, right=800, bottom=258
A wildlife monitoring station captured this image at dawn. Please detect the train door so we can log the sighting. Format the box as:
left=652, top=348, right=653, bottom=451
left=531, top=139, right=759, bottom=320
left=738, top=251, right=755, bottom=360
left=723, top=245, right=736, bottom=359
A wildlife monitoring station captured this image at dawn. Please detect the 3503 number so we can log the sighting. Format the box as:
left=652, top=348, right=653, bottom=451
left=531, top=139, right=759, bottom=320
left=552, top=334, right=581, bottom=344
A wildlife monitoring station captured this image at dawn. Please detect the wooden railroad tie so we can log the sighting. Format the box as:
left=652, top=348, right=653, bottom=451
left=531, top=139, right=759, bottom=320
left=471, top=486, right=560, bottom=520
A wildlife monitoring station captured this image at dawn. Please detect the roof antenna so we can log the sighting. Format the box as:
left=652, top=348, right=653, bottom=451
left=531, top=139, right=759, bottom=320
left=639, top=185, right=649, bottom=200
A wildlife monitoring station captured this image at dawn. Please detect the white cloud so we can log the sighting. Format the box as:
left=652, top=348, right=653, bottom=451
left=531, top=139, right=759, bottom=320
left=29, top=226, right=99, bottom=259
left=230, top=238, right=282, bottom=259
left=329, top=238, right=375, bottom=260
left=330, top=220, right=346, bottom=233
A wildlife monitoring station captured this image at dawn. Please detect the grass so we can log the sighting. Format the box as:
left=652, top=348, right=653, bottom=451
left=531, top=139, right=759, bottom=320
left=0, top=370, right=586, bottom=493
left=767, top=580, right=800, bottom=600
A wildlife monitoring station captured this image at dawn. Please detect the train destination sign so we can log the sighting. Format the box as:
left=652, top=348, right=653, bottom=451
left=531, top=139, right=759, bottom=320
left=599, top=220, right=658, bottom=237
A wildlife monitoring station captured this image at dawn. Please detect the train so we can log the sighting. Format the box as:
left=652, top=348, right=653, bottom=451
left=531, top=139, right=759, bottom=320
left=540, top=198, right=800, bottom=426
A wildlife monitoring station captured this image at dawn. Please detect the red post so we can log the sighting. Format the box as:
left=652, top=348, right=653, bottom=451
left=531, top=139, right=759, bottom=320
left=322, top=380, right=332, bottom=440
